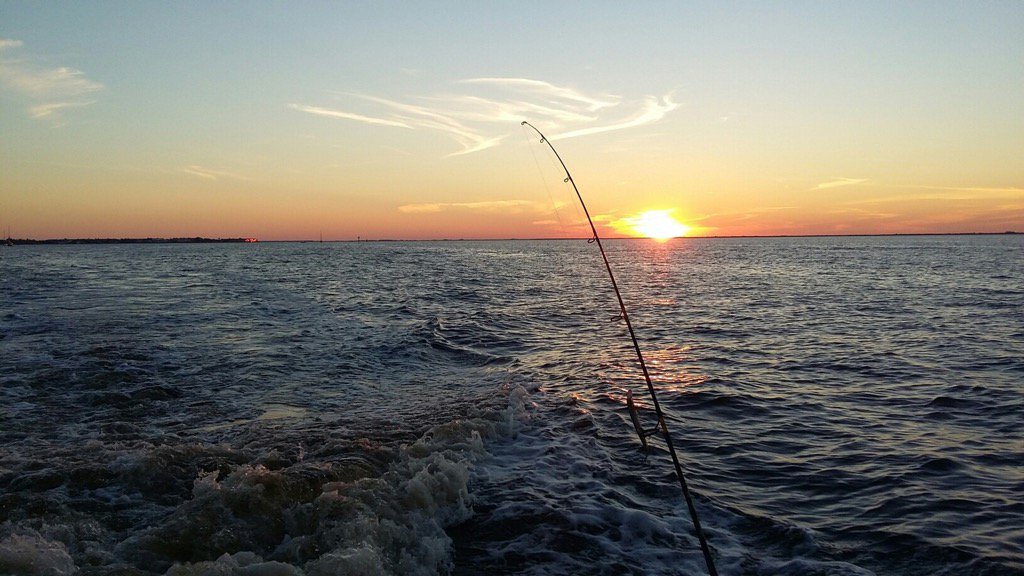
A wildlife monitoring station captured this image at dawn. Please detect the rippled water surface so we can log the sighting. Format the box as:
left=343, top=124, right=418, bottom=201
left=1, top=236, right=1021, bottom=575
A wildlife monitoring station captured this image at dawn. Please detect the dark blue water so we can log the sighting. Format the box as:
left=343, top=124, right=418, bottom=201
left=1, top=236, right=1021, bottom=575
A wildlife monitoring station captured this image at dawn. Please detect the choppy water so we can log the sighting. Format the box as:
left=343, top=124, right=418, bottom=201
left=1, top=236, right=1021, bottom=576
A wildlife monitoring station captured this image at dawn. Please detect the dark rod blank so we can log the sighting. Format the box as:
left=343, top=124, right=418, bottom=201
left=521, top=120, right=718, bottom=576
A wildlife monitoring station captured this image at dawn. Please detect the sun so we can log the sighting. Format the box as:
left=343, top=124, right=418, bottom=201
left=628, top=210, right=691, bottom=240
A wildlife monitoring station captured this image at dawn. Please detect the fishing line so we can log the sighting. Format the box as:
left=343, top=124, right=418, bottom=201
left=520, top=123, right=570, bottom=235
left=562, top=171, right=587, bottom=239
left=521, top=120, right=719, bottom=576
left=520, top=123, right=588, bottom=238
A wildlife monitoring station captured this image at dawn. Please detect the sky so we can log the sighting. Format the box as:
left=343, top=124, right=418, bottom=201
left=1, top=1, right=1021, bottom=240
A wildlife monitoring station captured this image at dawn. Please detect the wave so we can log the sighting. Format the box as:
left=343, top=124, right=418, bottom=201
left=0, top=384, right=534, bottom=575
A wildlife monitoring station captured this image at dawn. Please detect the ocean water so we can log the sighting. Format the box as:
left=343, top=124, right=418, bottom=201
left=0, top=235, right=1021, bottom=576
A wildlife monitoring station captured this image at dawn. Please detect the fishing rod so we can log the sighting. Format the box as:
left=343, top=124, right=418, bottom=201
left=521, top=121, right=718, bottom=576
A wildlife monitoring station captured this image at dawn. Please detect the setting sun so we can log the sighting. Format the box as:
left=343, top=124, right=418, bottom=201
left=625, top=210, right=691, bottom=240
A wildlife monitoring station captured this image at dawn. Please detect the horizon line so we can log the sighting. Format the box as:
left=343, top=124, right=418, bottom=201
left=5, top=231, right=1020, bottom=244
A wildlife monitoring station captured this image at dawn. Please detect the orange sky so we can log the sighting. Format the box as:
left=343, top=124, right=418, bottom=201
left=2, top=4, right=1021, bottom=240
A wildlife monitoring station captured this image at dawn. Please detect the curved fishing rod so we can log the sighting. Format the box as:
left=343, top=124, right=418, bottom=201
left=521, top=121, right=718, bottom=576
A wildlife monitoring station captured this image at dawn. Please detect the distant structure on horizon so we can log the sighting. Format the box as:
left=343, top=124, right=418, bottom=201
left=4, top=237, right=259, bottom=245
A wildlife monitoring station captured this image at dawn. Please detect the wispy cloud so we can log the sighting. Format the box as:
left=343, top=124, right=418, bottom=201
left=358, top=94, right=506, bottom=156
left=29, top=101, right=96, bottom=119
left=181, top=165, right=250, bottom=181
left=3, top=64, right=103, bottom=96
left=811, top=177, right=868, bottom=190
left=553, top=96, right=680, bottom=140
left=288, top=103, right=411, bottom=128
left=828, top=206, right=900, bottom=220
left=690, top=206, right=797, bottom=225
left=291, top=77, right=679, bottom=157
left=900, top=185, right=1023, bottom=196
left=0, top=38, right=103, bottom=122
left=397, top=199, right=541, bottom=213
left=459, top=77, right=620, bottom=111
left=844, top=185, right=1023, bottom=205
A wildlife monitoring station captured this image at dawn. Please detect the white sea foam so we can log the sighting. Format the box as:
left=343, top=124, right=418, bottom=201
left=301, top=384, right=532, bottom=575
left=755, top=557, right=877, bottom=576
left=166, top=551, right=300, bottom=576
left=0, top=531, right=76, bottom=576
left=113, top=383, right=537, bottom=576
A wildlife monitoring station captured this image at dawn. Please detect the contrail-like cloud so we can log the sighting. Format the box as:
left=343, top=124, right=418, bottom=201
left=812, top=178, right=868, bottom=190
left=29, top=101, right=96, bottom=119
left=288, top=103, right=411, bottom=128
left=181, top=165, right=250, bottom=181
left=291, top=77, right=679, bottom=157
left=552, top=96, right=680, bottom=140
left=843, top=185, right=1023, bottom=205
left=397, top=200, right=541, bottom=213
left=357, top=94, right=505, bottom=156
left=459, top=77, right=620, bottom=111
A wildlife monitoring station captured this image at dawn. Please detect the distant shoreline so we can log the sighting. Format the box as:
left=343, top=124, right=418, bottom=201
left=3, top=237, right=257, bottom=245
left=1, top=231, right=1019, bottom=245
